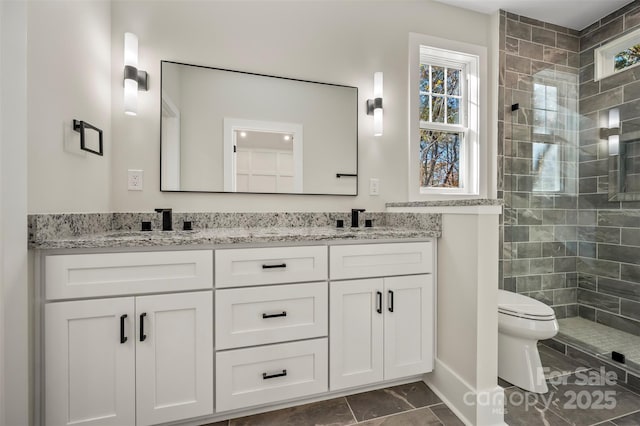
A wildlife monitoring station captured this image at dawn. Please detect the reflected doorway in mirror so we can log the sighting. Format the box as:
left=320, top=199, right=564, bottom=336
left=224, top=119, right=303, bottom=193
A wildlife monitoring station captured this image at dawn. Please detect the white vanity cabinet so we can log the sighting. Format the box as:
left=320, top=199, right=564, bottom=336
left=214, top=246, right=329, bottom=412
left=329, top=242, right=435, bottom=391
left=42, top=250, right=214, bottom=426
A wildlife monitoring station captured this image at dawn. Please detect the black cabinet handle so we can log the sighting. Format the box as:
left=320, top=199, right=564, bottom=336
left=120, top=314, right=128, bottom=344
left=262, top=263, right=287, bottom=269
left=263, top=369, right=287, bottom=380
left=140, top=313, right=147, bottom=342
left=262, top=311, right=287, bottom=319
left=388, top=290, right=394, bottom=313
left=376, top=291, right=382, bottom=314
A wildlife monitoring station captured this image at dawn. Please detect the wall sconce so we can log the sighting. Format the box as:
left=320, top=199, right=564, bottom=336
left=601, top=108, right=620, bottom=156
left=124, top=32, right=148, bottom=116
left=366, top=72, right=383, bottom=136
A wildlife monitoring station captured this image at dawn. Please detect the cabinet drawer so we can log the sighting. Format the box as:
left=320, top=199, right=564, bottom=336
left=216, top=282, right=327, bottom=349
left=215, top=246, right=327, bottom=288
left=330, top=242, right=433, bottom=280
left=45, top=250, right=213, bottom=300
left=216, top=338, right=328, bottom=412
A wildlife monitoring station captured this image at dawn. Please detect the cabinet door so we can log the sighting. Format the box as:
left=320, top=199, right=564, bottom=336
left=384, top=274, right=434, bottom=380
left=135, top=291, right=213, bottom=426
left=329, top=279, right=384, bottom=390
left=45, top=298, right=135, bottom=426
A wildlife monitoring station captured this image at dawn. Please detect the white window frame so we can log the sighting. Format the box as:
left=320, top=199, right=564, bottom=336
left=409, top=33, right=483, bottom=199
left=595, top=28, right=640, bottom=81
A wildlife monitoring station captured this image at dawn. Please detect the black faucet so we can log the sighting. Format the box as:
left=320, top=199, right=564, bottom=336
left=155, top=208, right=173, bottom=231
left=351, top=208, right=366, bottom=228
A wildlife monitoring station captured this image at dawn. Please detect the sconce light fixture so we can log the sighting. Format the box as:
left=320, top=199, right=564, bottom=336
left=366, top=72, right=383, bottom=136
left=601, top=108, right=620, bottom=156
left=124, top=32, right=148, bottom=116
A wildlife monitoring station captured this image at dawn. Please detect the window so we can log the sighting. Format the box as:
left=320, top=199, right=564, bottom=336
left=409, top=33, right=483, bottom=198
left=595, top=28, right=640, bottom=80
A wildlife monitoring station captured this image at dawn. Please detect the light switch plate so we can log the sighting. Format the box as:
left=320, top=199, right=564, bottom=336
left=128, top=169, right=144, bottom=191
left=369, top=178, right=380, bottom=196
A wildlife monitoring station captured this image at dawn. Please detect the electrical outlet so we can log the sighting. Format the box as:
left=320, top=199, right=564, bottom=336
left=128, top=169, right=144, bottom=191
left=369, top=178, right=380, bottom=196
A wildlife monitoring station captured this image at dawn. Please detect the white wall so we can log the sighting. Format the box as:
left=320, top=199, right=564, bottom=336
left=27, top=1, right=112, bottom=213
left=1, top=1, right=29, bottom=425
left=110, top=0, right=495, bottom=213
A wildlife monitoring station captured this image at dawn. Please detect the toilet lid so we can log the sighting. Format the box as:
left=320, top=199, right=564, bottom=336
left=498, top=290, right=556, bottom=320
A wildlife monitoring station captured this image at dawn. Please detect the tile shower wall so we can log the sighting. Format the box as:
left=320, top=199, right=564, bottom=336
left=498, top=11, right=581, bottom=319
left=577, top=0, right=640, bottom=337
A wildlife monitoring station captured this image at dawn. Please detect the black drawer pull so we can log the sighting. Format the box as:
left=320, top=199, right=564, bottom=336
left=376, top=291, right=382, bottom=314
left=263, top=311, right=287, bottom=319
left=120, top=314, right=128, bottom=344
left=140, top=312, right=147, bottom=342
left=262, top=263, right=287, bottom=269
left=263, top=369, right=287, bottom=380
left=388, top=290, right=394, bottom=313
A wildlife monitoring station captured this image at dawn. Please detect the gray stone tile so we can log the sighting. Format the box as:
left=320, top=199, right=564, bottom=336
left=517, top=275, right=542, bottom=292
left=601, top=66, right=640, bottom=92
left=612, top=411, right=640, bottom=426
left=356, top=407, right=442, bottom=426
left=578, top=273, right=597, bottom=291
left=579, top=158, right=609, bottom=178
left=579, top=88, right=623, bottom=115
left=579, top=305, right=597, bottom=321
left=577, top=226, right=620, bottom=243
left=506, top=54, right=531, bottom=74
left=598, top=211, right=640, bottom=227
left=517, top=242, right=542, bottom=258
left=554, top=288, right=577, bottom=305
left=531, top=258, right=555, bottom=274
left=503, top=387, right=571, bottom=426
left=578, top=288, right=620, bottom=313
left=543, top=274, right=567, bottom=289
left=506, top=19, right=532, bottom=40
left=518, top=209, right=543, bottom=225
left=229, top=397, right=356, bottom=426
left=621, top=299, right=640, bottom=321
left=621, top=228, right=640, bottom=247
left=505, top=37, right=519, bottom=54
left=597, top=310, right=640, bottom=337
left=532, top=27, right=556, bottom=46
left=577, top=257, right=620, bottom=279
left=554, top=257, right=576, bottom=273
left=625, top=5, right=640, bottom=30
left=545, top=372, right=640, bottom=425
left=581, top=17, right=624, bottom=51
left=543, top=209, right=566, bottom=225
left=598, top=277, right=640, bottom=303
left=346, top=382, right=436, bottom=422
left=579, top=241, right=597, bottom=258
left=599, top=244, right=640, bottom=265
left=543, top=46, right=568, bottom=65
left=543, top=242, right=566, bottom=257
left=542, top=339, right=567, bottom=355
left=529, top=290, right=554, bottom=306
left=556, top=33, right=579, bottom=52
left=429, top=404, right=464, bottom=426
left=539, top=344, right=588, bottom=377
left=519, top=40, right=543, bottom=60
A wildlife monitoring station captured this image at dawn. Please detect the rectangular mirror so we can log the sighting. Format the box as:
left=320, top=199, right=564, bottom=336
left=161, top=61, right=358, bottom=195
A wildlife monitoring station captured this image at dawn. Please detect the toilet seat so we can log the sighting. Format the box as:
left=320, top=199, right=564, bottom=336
left=498, top=290, right=556, bottom=321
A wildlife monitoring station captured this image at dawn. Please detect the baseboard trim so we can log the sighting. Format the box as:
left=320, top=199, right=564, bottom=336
left=424, top=358, right=505, bottom=426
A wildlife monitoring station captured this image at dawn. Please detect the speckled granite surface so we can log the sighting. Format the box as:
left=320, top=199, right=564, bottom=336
left=29, top=212, right=441, bottom=249
left=385, top=199, right=503, bottom=208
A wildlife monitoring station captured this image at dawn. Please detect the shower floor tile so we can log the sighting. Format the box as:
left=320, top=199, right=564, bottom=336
left=557, top=317, right=640, bottom=371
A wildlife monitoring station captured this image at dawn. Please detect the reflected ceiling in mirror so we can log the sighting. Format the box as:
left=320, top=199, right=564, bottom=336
left=160, top=61, right=358, bottom=195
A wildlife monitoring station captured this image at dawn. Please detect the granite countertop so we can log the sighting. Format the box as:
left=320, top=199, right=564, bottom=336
left=386, top=199, right=503, bottom=208
left=30, top=226, right=439, bottom=250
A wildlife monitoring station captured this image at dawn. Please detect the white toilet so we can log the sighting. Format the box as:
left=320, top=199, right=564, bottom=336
left=498, top=289, right=559, bottom=393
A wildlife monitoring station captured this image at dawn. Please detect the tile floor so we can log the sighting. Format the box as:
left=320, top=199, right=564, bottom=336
left=205, top=344, right=640, bottom=426
left=502, top=344, right=640, bottom=426
left=557, top=317, right=640, bottom=373
left=204, top=381, right=464, bottom=425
